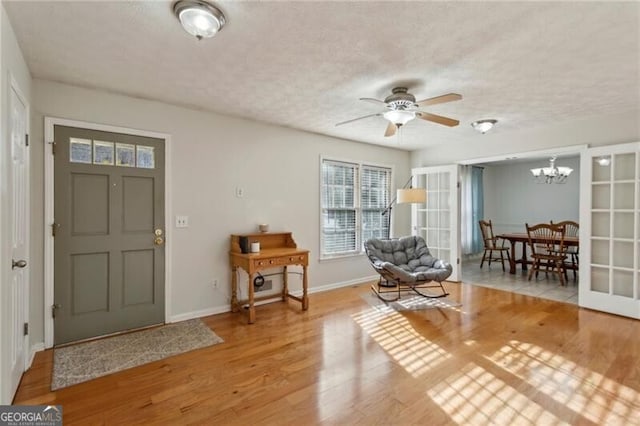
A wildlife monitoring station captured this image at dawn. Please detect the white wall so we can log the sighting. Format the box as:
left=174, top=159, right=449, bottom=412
left=411, top=109, right=640, bottom=167
left=29, top=79, right=411, bottom=345
left=0, top=4, right=32, bottom=405
left=483, top=156, right=580, bottom=235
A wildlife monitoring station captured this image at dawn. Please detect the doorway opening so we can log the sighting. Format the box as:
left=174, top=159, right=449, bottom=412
left=458, top=145, right=585, bottom=304
left=43, top=118, right=172, bottom=348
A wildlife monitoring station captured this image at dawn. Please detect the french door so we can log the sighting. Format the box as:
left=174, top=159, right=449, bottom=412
left=580, top=142, right=640, bottom=318
left=411, top=165, right=461, bottom=281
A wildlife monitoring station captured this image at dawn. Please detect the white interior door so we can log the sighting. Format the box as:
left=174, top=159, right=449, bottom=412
left=8, top=79, right=29, bottom=398
left=580, top=142, right=640, bottom=318
left=411, top=165, right=461, bottom=281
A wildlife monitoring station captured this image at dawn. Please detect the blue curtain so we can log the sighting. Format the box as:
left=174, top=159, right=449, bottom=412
left=461, top=166, right=485, bottom=255
left=470, top=166, right=484, bottom=253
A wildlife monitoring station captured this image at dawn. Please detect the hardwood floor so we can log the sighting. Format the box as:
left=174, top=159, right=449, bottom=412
left=14, top=281, right=640, bottom=425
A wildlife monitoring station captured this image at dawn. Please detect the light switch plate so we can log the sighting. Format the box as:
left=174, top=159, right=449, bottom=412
left=175, top=215, right=189, bottom=228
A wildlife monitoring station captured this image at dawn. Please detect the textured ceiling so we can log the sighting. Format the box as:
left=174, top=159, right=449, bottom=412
left=4, top=1, right=639, bottom=151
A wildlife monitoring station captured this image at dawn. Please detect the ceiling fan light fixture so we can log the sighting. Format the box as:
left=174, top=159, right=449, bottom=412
left=383, top=110, right=415, bottom=126
left=471, top=119, right=497, bottom=134
left=173, top=0, right=226, bottom=40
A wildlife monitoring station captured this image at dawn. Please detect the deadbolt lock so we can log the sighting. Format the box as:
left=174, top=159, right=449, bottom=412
left=154, top=229, right=163, bottom=236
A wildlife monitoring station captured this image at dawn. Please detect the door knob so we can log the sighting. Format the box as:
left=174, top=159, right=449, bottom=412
left=12, top=259, right=27, bottom=269
left=154, top=236, right=164, bottom=246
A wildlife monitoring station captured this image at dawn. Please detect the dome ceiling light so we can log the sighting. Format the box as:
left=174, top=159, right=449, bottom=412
left=471, top=119, right=497, bottom=134
left=173, top=0, right=226, bottom=40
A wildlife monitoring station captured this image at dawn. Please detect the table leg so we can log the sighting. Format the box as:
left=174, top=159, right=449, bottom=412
left=282, top=265, right=288, bottom=302
left=509, top=241, right=516, bottom=274
left=521, top=242, right=528, bottom=271
left=302, top=265, right=309, bottom=310
left=247, top=272, right=256, bottom=324
left=231, top=265, right=239, bottom=312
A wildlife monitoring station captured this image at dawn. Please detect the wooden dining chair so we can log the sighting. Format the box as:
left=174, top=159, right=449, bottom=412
left=551, top=220, right=579, bottom=281
left=478, top=219, right=511, bottom=271
left=526, top=223, right=567, bottom=286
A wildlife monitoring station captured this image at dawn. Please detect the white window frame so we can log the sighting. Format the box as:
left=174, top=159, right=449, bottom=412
left=320, top=156, right=393, bottom=260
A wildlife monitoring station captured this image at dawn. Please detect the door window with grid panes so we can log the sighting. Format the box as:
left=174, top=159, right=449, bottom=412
left=411, top=165, right=460, bottom=281
left=580, top=142, right=640, bottom=319
left=321, top=159, right=391, bottom=258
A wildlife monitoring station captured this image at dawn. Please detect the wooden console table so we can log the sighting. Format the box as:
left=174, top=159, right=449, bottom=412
left=229, top=232, right=309, bottom=323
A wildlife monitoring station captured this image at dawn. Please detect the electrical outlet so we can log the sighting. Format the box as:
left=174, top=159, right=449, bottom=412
left=175, top=215, right=189, bottom=228
left=235, top=187, right=244, bottom=198
left=213, top=279, right=218, bottom=288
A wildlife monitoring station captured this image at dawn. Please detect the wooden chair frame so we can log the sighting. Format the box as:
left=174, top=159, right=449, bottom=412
left=526, top=223, right=567, bottom=286
left=478, top=219, right=511, bottom=272
left=551, top=220, right=579, bottom=281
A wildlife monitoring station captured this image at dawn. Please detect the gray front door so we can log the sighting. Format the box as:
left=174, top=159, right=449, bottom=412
left=53, top=125, right=165, bottom=345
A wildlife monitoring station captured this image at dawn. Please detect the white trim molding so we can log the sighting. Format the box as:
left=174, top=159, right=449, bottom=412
left=27, top=343, right=45, bottom=369
left=457, top=144, right=588, bottom=166
left=170, top=275, right=379, bottom=323
left=43, top=117, right=172, bottom=348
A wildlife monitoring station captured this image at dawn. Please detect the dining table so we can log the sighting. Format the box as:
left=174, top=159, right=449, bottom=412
left=497, top=233, right=579, bottom=274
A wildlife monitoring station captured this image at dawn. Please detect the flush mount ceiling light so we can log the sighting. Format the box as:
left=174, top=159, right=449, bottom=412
left=530, top=156, right=573, bottom=184
left=173, top=0, right=226, bottom=40
left=471, top=119, right=497, bottom=134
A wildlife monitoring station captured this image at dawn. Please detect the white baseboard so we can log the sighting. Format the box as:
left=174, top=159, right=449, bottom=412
left=291, top=275, right=378, bottom=296
left=169, top=275, right=378, bottom=322
left=28, top=342, right=45, bottom=369
left=168, top=305, right=229, bottom=323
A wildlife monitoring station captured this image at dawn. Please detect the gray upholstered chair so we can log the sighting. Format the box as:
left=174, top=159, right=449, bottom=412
left=364, top=235, right=452, bottom=301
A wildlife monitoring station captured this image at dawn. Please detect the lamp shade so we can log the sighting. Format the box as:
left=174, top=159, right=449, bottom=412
left=397, top=188, right=426, bottom=204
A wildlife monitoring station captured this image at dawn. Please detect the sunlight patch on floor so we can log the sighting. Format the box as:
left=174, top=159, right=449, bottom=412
left=486, top=340, right=640, bottom=424
left=352, top=306, right=451, bottom=378
left=427, top=362, right=565, bottom=425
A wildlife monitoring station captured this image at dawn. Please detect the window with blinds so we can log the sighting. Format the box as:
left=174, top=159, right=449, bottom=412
left=361, top=165, right=391, bottom=243
left=321, top=159, right=391, bottom=258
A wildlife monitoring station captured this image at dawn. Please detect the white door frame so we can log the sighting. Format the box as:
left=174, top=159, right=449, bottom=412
left=43, top=117, right=172, bottom=348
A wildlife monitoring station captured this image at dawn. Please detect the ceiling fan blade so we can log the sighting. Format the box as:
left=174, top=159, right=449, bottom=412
left=384, top=122, right=397, bottom=137
left=359, top=97, right=387, bottom=106
left=416, top=112, right=460, bottom=127
left=415, top=93, right=462, bottom=107
left=335, top=113, right=382, bottom=127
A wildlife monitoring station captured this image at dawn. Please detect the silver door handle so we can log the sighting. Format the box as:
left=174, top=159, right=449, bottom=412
left=12, top=259, right=27, bottom=269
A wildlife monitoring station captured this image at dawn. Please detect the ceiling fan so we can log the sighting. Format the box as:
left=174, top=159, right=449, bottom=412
left=336, top=87, right=462, bottom=137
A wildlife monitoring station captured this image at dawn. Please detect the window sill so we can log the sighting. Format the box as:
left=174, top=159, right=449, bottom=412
left=319, top=252, right=366, bottom=263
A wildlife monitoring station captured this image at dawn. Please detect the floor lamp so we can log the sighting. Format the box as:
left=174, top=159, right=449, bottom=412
left=381, top=176, right=427, bottom=239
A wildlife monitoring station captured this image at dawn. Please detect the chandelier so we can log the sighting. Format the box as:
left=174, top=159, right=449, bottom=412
left=530, top=156, right=573, bottom=184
